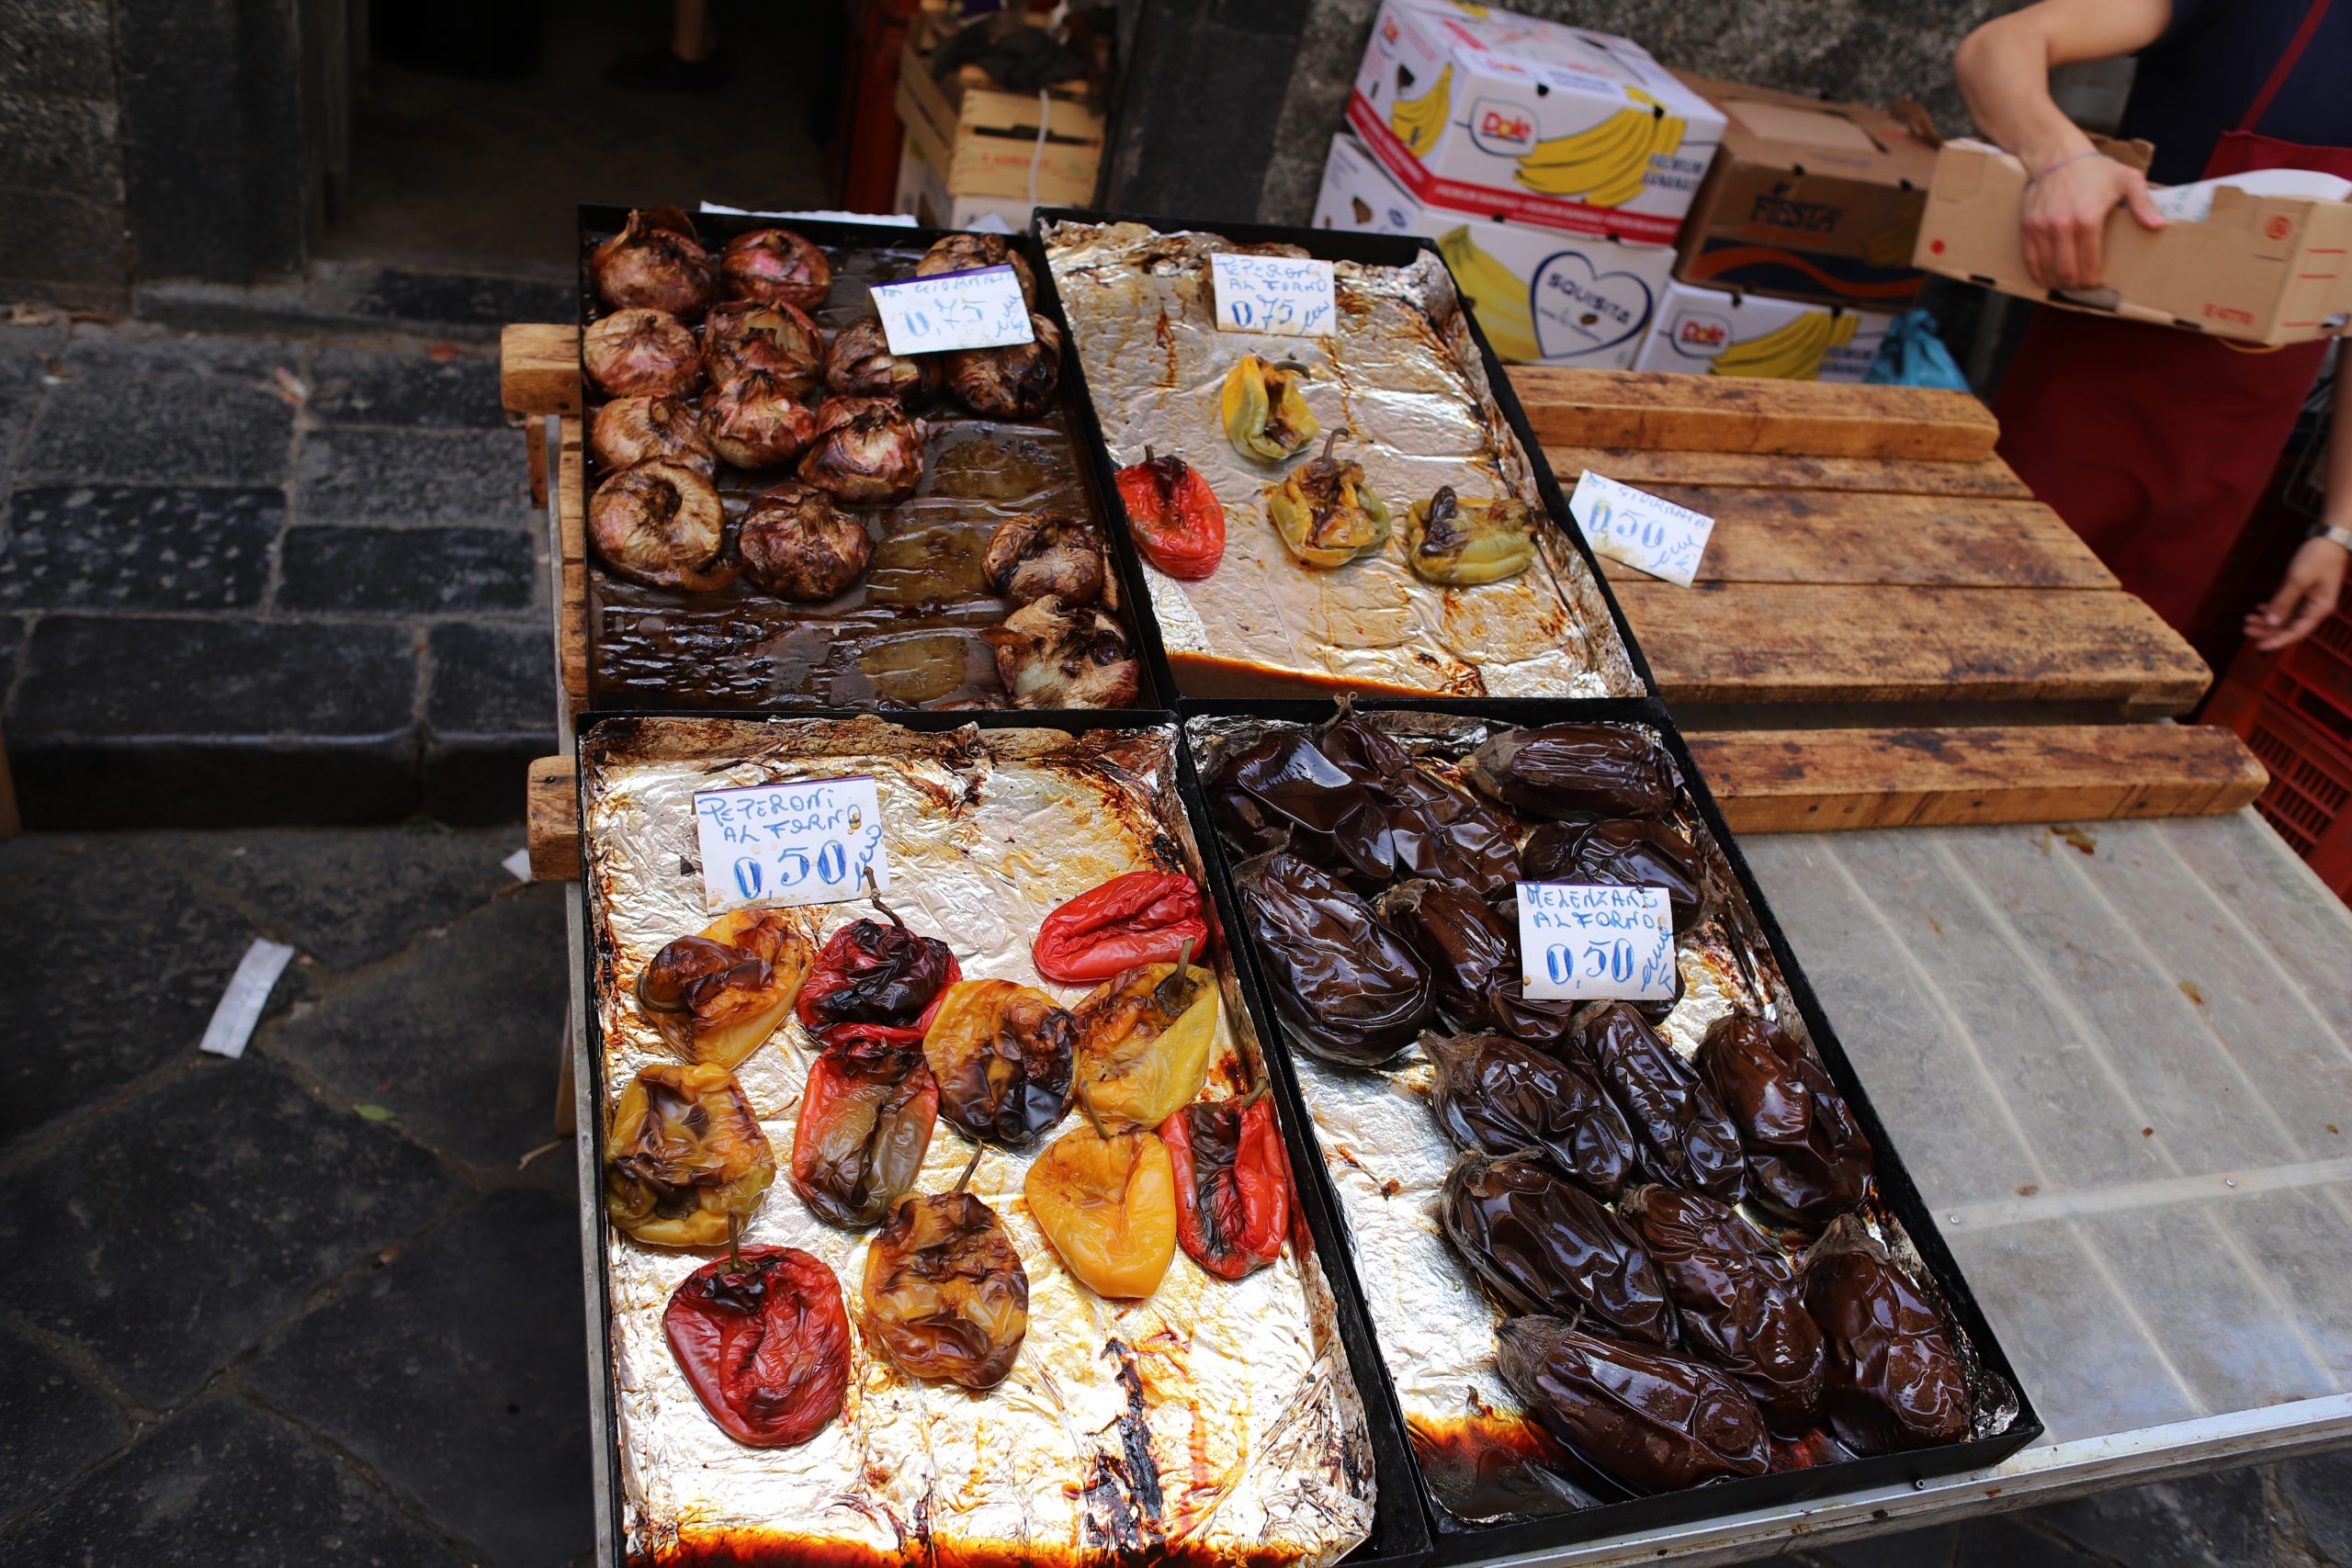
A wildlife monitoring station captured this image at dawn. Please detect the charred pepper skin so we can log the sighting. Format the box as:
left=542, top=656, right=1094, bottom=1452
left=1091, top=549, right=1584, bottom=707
left=1620, top=1184, right=1827, bottom=1435
left=796, top=913, right=959, bottom=1050
left=1114, top=448, right=1226, bottom=580
left=1439, top=1153, right=1679, bottom=1347
left=1698, top=1014, right=1874, bottom=1226
left=1496, top=1316, right=1774, bottom=1495
left=664, top=1246, right=851, bottom=1449
left=1572, top=1002, right=1747, bottom=1206
left=861, top=1190, right=1030, bottom=1390
left=605, top=1063, right=778, bottom=1248
left=788, top=1041, right=940, bottom=1230
left=1420, top=1031, right=1636, bottom=1197
left=1220, top=355, right=1320, bottom=463
left=1162, top=1093, right=1292, bottom=1280
left=1802, top=1217, right=1972, bottom=1455
left=1231, top=850, right=1434, bottom=1068
left=1072, top=959, right=1220, bottom=1134
left=637, top=909, right=813, bottom=1069
left=921, top=978, right=1078, bottom=1147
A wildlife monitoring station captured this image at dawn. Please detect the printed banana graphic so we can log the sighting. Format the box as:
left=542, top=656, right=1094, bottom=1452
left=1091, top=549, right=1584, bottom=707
left=1437, top=226, right=1541, bottom=362
left=1515, top=87, right=1684, bottom=207
left=1390, top=63, right=1453, bottom=157
left=1707, top=312, right=1859, bottom=380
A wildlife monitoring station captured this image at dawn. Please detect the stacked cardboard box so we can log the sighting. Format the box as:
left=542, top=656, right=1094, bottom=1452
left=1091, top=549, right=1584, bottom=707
left=893, top=5, right=1104, bottom=233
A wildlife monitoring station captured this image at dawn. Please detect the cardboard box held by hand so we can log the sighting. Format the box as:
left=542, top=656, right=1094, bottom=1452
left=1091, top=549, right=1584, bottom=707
left=1671, top=74, right=1939, bottom=309
left=1914, top=138, right=2352, bottom=346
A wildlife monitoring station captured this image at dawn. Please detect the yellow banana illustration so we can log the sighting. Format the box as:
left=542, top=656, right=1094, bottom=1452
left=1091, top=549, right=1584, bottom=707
left=1390, top=63, right=1453, bottom=157
left=1515, top=87, right=1684, bottom=207
left=1438, top=226, right=1540, bottom=362
left=1448, top=2, right=1491, bottom=14
left=1708, top=311, right=1859, bottom=379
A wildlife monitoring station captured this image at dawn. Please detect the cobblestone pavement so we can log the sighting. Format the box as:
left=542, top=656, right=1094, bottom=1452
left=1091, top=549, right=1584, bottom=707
left=0, top=309, right=560, bottom=829
left=3, top=825, right=2346, bottom=1567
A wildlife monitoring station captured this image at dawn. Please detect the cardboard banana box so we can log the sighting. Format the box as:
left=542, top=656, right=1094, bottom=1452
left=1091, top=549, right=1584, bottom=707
left=1632, top=279, right=1891, bottom=382
left=1347, top=0, right=1724, bottom=243
left=1312, top=131, right=1676, bottom=367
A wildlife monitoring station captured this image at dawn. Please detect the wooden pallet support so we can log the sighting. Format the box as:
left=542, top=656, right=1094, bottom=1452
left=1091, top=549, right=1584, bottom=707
left=1510, top=367, right=2000, bottom=459
left=1546, top=446, right=2033, bottom=499
left=501, top=322, right=582, bottom=416
left=1688, top=724, right=2268, bottom=832
left=527, top=755, right=581, bottom=880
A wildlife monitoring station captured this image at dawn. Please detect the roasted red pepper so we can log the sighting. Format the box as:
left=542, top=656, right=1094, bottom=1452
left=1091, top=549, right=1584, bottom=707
left=663, top=1244, right=851, bottom=1449
left=1161, top=1087, right=1291, bottom=1280
left=796, top=906, right=960, bottom=1050
left=788, top=1040, right=939, bottom=1229
left=1034, top=871, right=1210, bottom=985
left=1114, top=446, right=1226, bottom=580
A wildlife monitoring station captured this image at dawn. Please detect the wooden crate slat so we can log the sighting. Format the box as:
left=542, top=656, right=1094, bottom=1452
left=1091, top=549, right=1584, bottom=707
left=1688, top=724, right=2268, bottom=832
left=526, top=755, right=581, bottom=879
left=1591, top=489, right=2116, bottom=589
left=557, top=415, right=589, bottom=712
left=1546, top=445, right=2033, bottom=499
left=1509, top=367, right=1999, bottom=459
left=1611, top=581, right=2211, bottom=710
left=501, top=322, right=581, bottom=416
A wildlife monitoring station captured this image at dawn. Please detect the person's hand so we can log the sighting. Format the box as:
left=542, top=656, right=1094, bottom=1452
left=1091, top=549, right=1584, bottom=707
left=2020, top=152, right=2165, bottom=289
left=2245, top=536, right=2348, bottom=651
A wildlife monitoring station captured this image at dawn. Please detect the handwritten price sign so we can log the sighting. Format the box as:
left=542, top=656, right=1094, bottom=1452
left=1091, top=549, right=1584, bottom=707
left=1211, top=253, right=1337, bottom=337
left=693, top=775, right=889, bottom=913
left=1516, top=883, right=1678, bottom=1002
left=870, top=264, right=1034, bottom=355
left=1569, top=470, right=1714, bottom=587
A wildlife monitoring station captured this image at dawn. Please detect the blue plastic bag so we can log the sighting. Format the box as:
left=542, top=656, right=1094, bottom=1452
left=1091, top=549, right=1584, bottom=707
left=1865, top=308, right=1970, bottom=389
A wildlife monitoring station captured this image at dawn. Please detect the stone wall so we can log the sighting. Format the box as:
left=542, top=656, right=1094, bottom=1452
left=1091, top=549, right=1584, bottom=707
left=0, top=0, right=132, bottom=310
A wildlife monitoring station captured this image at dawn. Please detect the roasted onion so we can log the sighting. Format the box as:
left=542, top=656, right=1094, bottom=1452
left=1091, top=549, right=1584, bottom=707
left=739, top=481, right=873, bottom=602
left=703, top=299, right=823, bottom=391
left=591, top=394, right=713, bottom=475
left=944, top=313, right=1062, bottom=421
left=824, top=315, right=940, bottom=408
left=982, top=514, right=1105, bottom=606
left=914, top=231, right=1036, bottom=306
left=583, top=308, right=702, bottom=397
left=797, top=397, right=927, bottom=503
left=982, top=593, right=1141, bottom=709
left=705, top=370, right=819, bottom=469
left=589, top=460, right=735, bottom=592
left=721, top=227, right=832, bottom=310
left=589, top=207, right=716, bottom=320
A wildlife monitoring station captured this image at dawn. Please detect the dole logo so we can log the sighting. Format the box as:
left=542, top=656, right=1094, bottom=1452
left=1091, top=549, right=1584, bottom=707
left=1468, top=96, right=1539, bottom=154
left=1676, top=316, right=1731, bottom=348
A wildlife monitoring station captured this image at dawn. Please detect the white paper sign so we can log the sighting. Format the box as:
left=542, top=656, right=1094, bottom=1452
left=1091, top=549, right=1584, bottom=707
left=1569, top=470, right=1714, bottom=587
left=869, top=265, right=1034, bottom=355
left=1211, top=253, right=1338, bottom=336
left=693, top=775, right=888, bottom=912
left=1516, top=883, right=1678, bottom=1001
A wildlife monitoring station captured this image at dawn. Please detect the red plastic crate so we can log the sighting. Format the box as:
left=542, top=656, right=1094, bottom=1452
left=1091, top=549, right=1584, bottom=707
left=2226, top=693, right=2352, bottom=896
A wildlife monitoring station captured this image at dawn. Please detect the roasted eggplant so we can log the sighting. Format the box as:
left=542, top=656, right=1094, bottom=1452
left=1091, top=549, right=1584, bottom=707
left=1317, top=714, right=1521, bottom=897
left=1522, top=818, right=1708, bottom=934
left=1377, top=880, right=1579, bottom=1044
left=1698, top=1014, right=1875, bottom=1225
left=1208, top=728, right=1393, bottom=886
left=1464, top=725, right=1677, bottom=820
left=1230, top=850, right=1432, bottom=1067
left=1439, top=1153, right=1677, bottom=1345
left=1420, top=1031, right=1635, bottom=1198
left=1572, top=1002, right=1747, bottom=1205
left=1803, top=1217, right=1972, bottom=1454
left=1496, top=1316, right=1773, bottom=1494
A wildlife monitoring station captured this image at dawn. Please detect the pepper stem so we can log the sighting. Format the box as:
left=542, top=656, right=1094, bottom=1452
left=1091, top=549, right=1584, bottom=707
left=724, top=1210, right=747, bottom=1277
left=862, top=865, right=905, bottom=930
left=951, top=1142, right=985, bottom=1194
left=1238, top=1076, right=1271, bottom=1111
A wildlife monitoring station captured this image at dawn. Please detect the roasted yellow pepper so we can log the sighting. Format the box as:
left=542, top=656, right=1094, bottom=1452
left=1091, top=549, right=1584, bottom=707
left=1072, top=956, right=1219, bottom=1132
left=1406, top=486, right=1538, bottom=585
left=637, top=909, right=813, bottom=1068
left=1265, top=432, right=1394, bottom=569
left=605, top=1062, right=776, bottom=1247
left=1220, top=355, right=1320, bottom=464
left=1024, top=1126, right=1179, bottom=1299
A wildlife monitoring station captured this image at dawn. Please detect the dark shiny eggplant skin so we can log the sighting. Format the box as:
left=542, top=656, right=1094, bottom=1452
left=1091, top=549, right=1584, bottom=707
left=1697, top=1014, right=1874, bottom=1225
left=1377, top=881, right=1578, bottom=1045
left=1421, top=1031, right=1635, bottom=1197
left=1497, top=1316, right=1772, bottom=1493
left=1620, top=1184, right=1826, bottom=1433
left=1439, top=1154, right=1676, bottom=1345
left=1802, top=1219, right=1971, bottom=1455
left=1211, top=731, right=1393, bottom=885
left=1317, top=715, right=1521, bottom=897
left=1464, top=725, right=1676, bottom=820
left=1231, top=851, right=1433, bottom=1066
left=1522, top=818, right=1707, bottom=934
left=1572, top=1003, right=1747, bottom=1205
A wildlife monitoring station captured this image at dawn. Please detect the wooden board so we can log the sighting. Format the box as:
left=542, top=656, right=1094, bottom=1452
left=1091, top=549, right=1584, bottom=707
left=1611, top=581, right=2212, bottom=711
left=501, top=322, right=581, bottom=416
left=556, top=417, right=588, bottom=714
left=1590, top=489, right=2117, bottom=589
left=1508, top=367, right=1999, bottom=459
left=1688, top=724, right=2268, bottom=832
left=526, top=755, right=580, bottom=880
left=1545, top=446, right=2033, bottom=499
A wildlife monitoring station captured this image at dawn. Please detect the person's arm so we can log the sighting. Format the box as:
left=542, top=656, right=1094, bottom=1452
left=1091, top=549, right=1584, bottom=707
left=1953, top=0, right=2173, bottom=289
left=2245, top=387, right=2352, bottom=651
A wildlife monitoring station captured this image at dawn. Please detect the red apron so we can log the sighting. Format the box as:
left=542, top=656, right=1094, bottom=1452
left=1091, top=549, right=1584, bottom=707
left=1992, top=3, right=2352, bottom=633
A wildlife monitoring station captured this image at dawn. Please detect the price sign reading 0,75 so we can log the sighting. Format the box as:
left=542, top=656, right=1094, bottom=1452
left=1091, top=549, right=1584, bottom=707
left=692, top=774, right=889, bottom=912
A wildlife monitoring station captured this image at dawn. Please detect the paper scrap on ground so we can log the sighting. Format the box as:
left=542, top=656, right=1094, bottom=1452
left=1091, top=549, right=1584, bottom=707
left=1211, top=253, right=1338, bottom=336
left=199, top=938, right=299, bottom=1059
left=694, top=774, right=888, bottom=912
left=1569, top=469, right=1714, bottom=586
left=871, top=265, right=1034, bottom=355
left=1516, top=883, right=1676, bottom=1001
left=502, top=846, right=533, bottom=883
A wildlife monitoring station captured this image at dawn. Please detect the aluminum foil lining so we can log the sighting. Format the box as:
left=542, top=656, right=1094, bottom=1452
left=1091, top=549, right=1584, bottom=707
left=580, top=716, right=1376, bottom=1567
left=1183, top=711, right=2019, bottom=1527
left=1042, top=220, right=1641, bottom=700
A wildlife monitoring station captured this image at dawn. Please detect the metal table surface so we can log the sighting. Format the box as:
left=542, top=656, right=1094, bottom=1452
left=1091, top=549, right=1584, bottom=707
left=539, top=433, right=2352, bottom=1564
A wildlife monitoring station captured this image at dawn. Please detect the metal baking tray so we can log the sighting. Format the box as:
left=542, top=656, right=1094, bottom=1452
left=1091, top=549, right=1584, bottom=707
left=1175, top=697, right=2045, bottom=1563
left=1030, top=207, right=1656, bottom=705
left=570, top=707, right=1427, bottom=1568
left=575, top=205, right=1177, bottom=713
